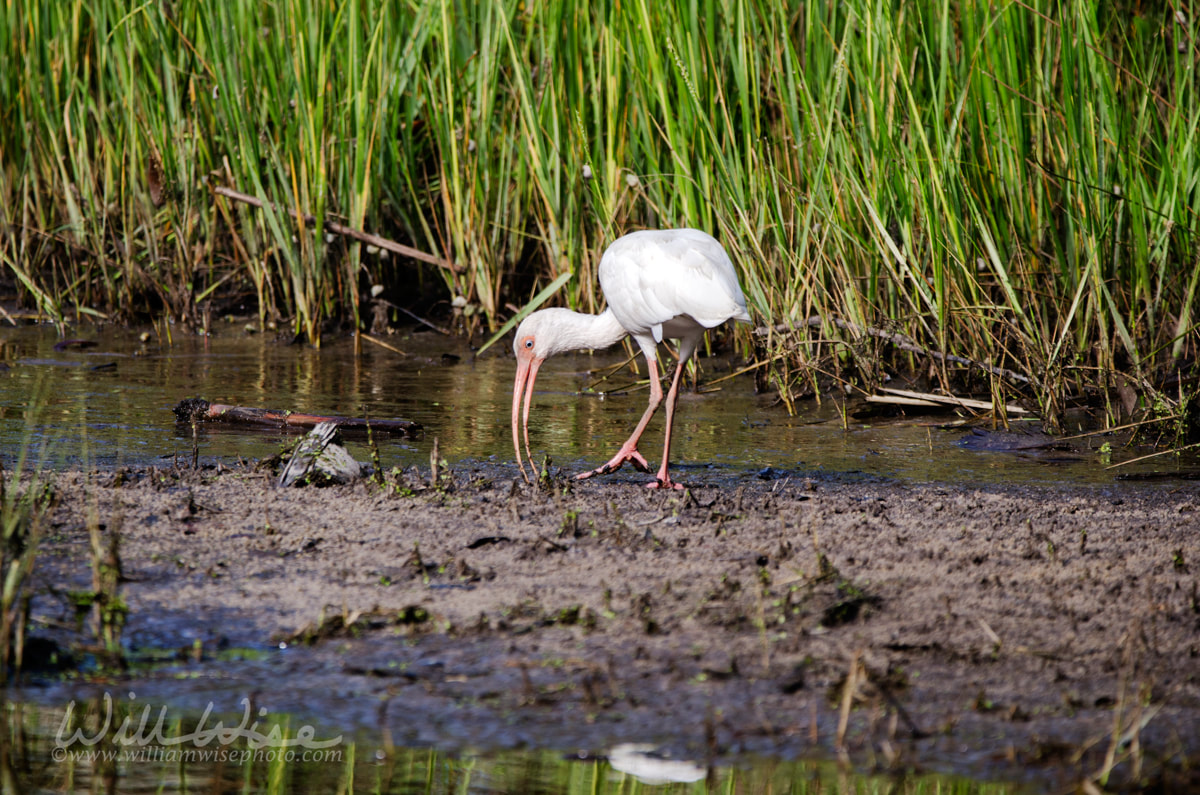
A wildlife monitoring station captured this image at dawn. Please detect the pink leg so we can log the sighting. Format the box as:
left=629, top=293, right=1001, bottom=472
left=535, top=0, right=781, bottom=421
left=646, top=360, right=687, bottom=490
left=575, top=358, right=663, bottom=480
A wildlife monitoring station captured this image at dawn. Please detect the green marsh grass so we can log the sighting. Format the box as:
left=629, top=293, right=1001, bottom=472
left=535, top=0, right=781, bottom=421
left=0, top=376, right=55, bottom=684
left=5, top=695, right=1028, bottom=793
left=0, top=464, right=51, bottom=685
left=1, top=0, right=1197, bottom=431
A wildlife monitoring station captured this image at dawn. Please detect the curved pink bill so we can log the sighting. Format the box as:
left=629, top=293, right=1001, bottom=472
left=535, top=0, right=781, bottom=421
left=511, top=357, right=542, bottom=482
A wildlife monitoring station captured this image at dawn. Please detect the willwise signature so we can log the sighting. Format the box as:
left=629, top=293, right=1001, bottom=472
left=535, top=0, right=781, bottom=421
left=54, top=692, right=342, bottom=750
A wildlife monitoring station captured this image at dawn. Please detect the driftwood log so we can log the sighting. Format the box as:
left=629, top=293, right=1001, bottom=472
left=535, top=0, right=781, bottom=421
left=172, top=398, right=421, bottom=438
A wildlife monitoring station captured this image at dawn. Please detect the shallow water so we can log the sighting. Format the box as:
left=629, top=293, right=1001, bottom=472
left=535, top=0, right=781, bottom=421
left=0, top=322, right=1190, bottom=488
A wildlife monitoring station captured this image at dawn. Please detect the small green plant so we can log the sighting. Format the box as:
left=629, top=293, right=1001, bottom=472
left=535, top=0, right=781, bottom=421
left=559, top=509, right=579, bottom=538
left=537, top=456, right=555, bottom=491
left=429, top=438, right=452, bottom=491
left=364, top=410, right=385, bottom=486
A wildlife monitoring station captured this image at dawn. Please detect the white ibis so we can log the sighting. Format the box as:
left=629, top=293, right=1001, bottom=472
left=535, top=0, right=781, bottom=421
left=512, top=228, right=751, bottom=489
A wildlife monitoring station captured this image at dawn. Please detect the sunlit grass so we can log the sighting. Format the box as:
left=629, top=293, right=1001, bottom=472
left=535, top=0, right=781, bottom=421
left=1, top=0, right=1197, bottom=430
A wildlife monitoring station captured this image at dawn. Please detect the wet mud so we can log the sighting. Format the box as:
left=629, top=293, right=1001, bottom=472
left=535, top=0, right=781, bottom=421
left=21, top=462, right=1200, bottom=791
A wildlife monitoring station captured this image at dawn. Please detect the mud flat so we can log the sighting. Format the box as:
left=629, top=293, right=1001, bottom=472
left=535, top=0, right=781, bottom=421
left=22, top=463, right=1200, bottom=791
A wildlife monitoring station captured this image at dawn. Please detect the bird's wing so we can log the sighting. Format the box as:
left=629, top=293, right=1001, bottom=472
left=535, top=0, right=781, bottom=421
left=599, top=230, right=750, bottom=337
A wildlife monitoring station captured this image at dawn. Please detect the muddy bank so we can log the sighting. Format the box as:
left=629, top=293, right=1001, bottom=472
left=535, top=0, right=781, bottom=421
left=20, top=462, right=1200, bottom=791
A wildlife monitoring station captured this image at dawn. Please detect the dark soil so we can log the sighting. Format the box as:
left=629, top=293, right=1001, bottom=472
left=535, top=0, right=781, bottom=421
left=19, top=462, right=1200, bottom=791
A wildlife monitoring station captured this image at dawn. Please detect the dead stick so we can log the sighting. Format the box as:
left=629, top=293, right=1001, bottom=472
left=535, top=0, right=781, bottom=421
left=1057, top=413, right=1184, bottom=443
left=360, top=333, right=408, bottom=357
left=373, top=298, right=453, bottom=336
left=210, top=184, right=459, bottom=273
left=1105, top=439, right=1200, bottom=469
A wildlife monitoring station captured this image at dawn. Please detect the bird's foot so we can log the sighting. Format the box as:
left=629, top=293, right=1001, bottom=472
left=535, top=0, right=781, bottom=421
left=574, top=445, right=651, bottom=480
left=645, top=463, right=684, bottom=490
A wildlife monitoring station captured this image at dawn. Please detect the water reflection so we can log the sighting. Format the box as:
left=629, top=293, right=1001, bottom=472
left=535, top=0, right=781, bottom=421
left=606, top=743, right=706, bottom=784
left=0, top=322, right=1193, bottom=487
left=4, top=697, right=1026, bottom=793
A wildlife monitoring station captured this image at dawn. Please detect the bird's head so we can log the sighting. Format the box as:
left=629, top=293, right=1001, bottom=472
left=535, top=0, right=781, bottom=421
left=511, top=310, right=555, bottom=483
left=511, top=308, right=620, bottom=482
left=513, top=309, right=583, bottom=362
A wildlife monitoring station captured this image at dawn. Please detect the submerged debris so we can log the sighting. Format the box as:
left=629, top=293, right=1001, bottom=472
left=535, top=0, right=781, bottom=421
left=52, top=339, right=98, bottom=351
left=283, top=606, right=431, bottom=645
left=956, top=426, right=1069, bottom=452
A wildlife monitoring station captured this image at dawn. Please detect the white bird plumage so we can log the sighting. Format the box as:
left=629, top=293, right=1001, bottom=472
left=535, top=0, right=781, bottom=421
left=512, top=228, right=750, bottom=489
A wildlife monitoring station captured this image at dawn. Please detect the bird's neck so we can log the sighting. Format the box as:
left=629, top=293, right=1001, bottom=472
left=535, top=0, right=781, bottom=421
left=547, top=308, right=628, bottom=355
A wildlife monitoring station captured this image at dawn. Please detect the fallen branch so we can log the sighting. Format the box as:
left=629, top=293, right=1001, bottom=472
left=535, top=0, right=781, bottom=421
left=360, top=333, right=408, bottom=357
left=756, top=316, right=1032, bottom=386
left=209, top=183, right=459, bottom=273
left=172, top=398, right=421, bottom=437
left=868, top=386, right=1030, bottom=414
left=372, top=298, right=453, bottom=335
left=1105, top=439, right=1200, bottom=469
